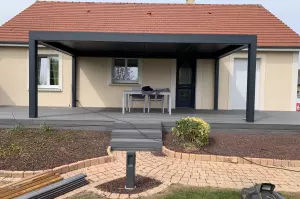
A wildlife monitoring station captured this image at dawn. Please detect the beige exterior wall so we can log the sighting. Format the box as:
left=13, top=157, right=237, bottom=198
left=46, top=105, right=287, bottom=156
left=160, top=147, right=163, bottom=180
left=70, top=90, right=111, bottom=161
left=0, top=46, right=72, bottom=107
left=77, top=57, right=176, bottom=108
left=218, top=51, right=298, bottom=111
left=0, top=46, right=298, bottom=111
left=195, top=59, right=215, bottom=109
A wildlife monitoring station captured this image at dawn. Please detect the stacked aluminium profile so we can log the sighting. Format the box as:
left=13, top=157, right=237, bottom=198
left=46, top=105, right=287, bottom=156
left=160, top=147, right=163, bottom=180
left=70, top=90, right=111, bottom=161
left=15, top=174, right=88, bottom=199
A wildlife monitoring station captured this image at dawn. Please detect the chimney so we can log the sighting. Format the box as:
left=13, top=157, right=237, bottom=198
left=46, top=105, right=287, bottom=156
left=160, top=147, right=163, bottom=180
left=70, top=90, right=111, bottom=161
left=186, top=0, right=195, bottom=4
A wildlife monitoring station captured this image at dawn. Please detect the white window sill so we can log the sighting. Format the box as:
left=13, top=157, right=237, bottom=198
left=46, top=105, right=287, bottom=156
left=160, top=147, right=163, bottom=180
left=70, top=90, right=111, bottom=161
left=109, top=83, right=141, bottom=87
left=38, top=88, right=62, bottom=92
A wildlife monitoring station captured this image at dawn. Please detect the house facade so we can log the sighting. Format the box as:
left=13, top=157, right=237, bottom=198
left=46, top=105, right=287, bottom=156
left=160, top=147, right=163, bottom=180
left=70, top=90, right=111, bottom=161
left=0, top=1, right=299, bottom=116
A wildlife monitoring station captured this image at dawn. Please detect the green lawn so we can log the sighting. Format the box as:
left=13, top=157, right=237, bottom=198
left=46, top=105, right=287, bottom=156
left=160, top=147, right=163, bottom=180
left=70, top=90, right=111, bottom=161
left=70, top=186, right=300, bottom=199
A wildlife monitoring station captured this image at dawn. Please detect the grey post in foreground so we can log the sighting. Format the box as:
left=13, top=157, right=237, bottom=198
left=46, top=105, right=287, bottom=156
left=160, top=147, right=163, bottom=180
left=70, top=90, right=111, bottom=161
left=125, top=151, right=136, bottom=189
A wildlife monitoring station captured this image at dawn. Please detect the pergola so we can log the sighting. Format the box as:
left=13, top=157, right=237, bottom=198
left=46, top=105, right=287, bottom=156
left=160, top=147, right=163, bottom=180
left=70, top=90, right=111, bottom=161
left=29, top=31, right=257, bottom=122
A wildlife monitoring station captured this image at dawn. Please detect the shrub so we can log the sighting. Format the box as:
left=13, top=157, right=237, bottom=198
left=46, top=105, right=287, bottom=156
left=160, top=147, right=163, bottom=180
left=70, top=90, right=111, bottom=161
left=9, top=124, right=25, bottom=133
left=39, top=122, right=53, bottom=133
left=0, top=144, right=22, bottom=158
left=172, top=117, right=210, bottom=147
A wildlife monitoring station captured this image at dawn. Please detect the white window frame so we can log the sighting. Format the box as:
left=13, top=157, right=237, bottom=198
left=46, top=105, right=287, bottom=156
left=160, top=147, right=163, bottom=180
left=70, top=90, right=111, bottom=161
left=111, top=58, right=140, bottom=84
left=37, top=55, right=62, bottom=90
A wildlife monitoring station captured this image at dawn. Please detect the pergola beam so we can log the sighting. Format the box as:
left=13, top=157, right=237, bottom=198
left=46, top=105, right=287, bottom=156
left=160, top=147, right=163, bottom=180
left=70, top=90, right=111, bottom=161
left=39, top=41, right=75, bottom=56
left=29, top=31, right=257, bottom=45
left=217, top=45, right=248, bottom=59
left=77, top=51, right=215, bottom=59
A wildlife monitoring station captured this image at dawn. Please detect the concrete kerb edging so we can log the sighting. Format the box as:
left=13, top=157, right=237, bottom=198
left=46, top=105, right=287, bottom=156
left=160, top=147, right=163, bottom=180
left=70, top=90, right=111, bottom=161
left=162, top=146, right=300, bottom=168
left=0, top=146, right=116, bottom=178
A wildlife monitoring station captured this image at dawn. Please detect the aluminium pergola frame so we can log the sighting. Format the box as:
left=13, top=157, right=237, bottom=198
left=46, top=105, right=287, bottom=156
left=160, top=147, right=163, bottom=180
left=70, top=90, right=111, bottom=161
left=29, top=31, right=257, bottom=122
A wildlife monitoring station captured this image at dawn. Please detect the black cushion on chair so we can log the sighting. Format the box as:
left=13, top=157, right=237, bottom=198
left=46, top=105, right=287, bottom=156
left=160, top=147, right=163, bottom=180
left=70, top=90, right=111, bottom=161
left=130, top=94, right=145, bottom=99
left=149, top=95, right=164, bottom=100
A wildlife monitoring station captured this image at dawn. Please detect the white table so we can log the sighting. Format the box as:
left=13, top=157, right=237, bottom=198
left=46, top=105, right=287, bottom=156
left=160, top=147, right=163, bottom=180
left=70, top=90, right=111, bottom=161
left=122, top=90, right=172, bottom=115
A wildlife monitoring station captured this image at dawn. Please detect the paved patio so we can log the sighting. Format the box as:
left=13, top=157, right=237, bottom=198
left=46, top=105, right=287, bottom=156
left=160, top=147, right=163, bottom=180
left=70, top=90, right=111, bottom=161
left=58, top=151, right=300, bottom=198
left=1, top=152, right=299, bottom=198
left=1, top=106, right=300, bottom=131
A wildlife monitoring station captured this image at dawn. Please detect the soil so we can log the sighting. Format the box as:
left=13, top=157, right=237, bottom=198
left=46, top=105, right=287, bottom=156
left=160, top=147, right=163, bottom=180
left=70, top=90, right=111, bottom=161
left=163, top=132, right=300, bottom=160
left=0, top=128, right=110, bottom=171
left=96, top=175, right=162, bottom=194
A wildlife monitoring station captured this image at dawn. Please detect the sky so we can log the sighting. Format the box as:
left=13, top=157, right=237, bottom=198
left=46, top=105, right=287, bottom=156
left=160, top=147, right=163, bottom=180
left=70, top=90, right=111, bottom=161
left=0, top=0, right=300, bottom=35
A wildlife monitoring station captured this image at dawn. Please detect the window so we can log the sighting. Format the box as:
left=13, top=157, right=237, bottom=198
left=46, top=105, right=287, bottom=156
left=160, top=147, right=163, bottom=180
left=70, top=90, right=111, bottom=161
left=37, top=56, right=60, bottom=89
left=112, top=58, right=139, bottom=84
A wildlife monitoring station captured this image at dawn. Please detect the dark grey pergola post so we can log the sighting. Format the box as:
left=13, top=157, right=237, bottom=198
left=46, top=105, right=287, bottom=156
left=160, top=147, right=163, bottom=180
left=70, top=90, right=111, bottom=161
left=29, top=38, right=38, bottom=118
left=214, top=59, right=220, bottom=110
left=72, top=56, right=77, bottom=107
left=246, top=42, right=257, bottom=122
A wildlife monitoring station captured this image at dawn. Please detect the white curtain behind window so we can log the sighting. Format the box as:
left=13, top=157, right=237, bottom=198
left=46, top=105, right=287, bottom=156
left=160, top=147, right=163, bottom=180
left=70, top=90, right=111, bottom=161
left=39, top=58, right=49, bottom=85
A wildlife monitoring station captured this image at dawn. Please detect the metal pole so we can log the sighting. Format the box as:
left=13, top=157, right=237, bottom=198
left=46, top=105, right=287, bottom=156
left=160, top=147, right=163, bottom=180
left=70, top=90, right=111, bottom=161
left=125, top=151, right=136, bottom=189
left=214, top=59, right=220, bottom=110
left=29, top=38, right=38, bottom=118
left=246, top=42, right=257, bottom=122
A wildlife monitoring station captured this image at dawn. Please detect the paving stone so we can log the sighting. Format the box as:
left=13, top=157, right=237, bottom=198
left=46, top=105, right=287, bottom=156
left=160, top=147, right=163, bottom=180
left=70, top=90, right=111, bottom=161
left=7, top=151, right=297, bottom=197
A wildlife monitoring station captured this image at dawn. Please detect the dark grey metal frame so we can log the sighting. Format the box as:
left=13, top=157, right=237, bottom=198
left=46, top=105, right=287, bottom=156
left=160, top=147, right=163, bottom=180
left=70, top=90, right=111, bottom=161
left=214, top=59, right=220, bottom=110
left=29, top=31, right=257, bottom=122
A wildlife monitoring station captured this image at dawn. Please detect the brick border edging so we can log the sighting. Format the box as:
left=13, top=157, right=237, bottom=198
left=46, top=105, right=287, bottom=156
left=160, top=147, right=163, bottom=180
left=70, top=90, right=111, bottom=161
left=162, top=146, right=300, bottom=168
left=0, top=146, right=116, bottom=178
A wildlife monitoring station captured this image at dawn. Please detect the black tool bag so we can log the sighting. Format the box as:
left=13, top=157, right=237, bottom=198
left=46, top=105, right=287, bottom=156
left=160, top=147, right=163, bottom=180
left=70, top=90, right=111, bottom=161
left=142, top=86, right=153, bottom=91
left=241, top=183, right=285, bottom=199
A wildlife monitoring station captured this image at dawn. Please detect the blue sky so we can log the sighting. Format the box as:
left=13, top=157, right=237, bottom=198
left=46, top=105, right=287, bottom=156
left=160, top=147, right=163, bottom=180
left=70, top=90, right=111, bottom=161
left=0, top=0, right=300, bottom=35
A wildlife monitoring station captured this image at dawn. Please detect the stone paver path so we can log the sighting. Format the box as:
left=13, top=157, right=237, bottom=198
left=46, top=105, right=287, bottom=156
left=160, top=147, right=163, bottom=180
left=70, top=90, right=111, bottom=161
left=1, top=152, right=300, bottom=198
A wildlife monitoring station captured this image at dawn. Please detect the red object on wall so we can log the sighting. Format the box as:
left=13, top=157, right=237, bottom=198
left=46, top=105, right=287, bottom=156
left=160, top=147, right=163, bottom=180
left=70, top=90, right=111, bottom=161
left=296, top=103, right=300, bottom=111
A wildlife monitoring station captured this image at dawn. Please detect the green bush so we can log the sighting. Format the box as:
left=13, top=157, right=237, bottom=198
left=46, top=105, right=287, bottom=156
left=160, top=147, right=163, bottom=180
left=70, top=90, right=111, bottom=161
left=0, top=144, right=22, bottom=158
left=9, top=124, right=25, bottom=133
left=39, top=122, right=53, bottom=133
left=172, top=117, right=210, bottom=147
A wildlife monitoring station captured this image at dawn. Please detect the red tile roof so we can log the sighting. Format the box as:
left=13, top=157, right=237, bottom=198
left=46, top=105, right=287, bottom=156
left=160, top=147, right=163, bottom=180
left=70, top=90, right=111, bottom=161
left=0, top=1, right=299, bottom=47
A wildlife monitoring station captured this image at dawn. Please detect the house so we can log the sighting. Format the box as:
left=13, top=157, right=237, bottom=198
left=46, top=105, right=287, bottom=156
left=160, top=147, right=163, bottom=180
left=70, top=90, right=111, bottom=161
left=0, top=1, right=299, bottom=122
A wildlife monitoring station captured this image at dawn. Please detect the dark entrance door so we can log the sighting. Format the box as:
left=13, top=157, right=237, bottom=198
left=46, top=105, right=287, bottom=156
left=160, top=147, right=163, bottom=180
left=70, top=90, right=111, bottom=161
left=176, top=57, right=196, bottom=108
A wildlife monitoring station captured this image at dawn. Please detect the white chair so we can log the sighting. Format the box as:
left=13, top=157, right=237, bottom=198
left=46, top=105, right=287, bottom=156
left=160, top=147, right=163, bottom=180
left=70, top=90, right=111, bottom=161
left=147, top=94, right=165, bottom=113
left=128, top=88, right=146, bottom=113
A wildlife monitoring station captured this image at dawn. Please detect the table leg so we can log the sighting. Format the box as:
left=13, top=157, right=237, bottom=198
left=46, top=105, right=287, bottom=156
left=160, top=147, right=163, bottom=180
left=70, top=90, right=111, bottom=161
left=122, top=93, right=125, bottom=114
left=126, top=94, right=129, bottom=111
left=168, top=94, right=172, bottom=115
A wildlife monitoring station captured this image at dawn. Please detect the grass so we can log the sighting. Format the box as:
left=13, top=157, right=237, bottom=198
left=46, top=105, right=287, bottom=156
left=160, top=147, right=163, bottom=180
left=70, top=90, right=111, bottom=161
left=70, top=192, right=101, bottom=199
left=70, top=185, right=300, bottom=199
